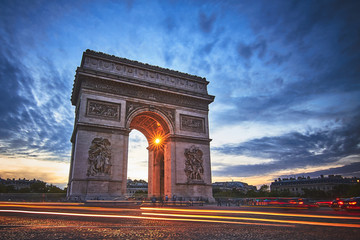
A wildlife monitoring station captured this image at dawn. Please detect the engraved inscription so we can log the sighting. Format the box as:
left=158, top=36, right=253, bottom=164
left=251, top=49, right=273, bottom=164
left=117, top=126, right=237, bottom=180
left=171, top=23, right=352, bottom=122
left=87, top=99, right=120, bottom=121
left=180, top=114, right=205, bottom=133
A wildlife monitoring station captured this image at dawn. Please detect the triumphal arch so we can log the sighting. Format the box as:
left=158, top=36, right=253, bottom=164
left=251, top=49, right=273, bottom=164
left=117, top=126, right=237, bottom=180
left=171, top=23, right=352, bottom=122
left=67, top=50, right=215, bottom=201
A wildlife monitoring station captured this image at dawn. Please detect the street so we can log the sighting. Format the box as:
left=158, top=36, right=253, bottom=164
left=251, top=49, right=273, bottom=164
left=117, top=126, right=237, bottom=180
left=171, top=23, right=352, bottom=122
left=0, top=201, right=359, bottom=239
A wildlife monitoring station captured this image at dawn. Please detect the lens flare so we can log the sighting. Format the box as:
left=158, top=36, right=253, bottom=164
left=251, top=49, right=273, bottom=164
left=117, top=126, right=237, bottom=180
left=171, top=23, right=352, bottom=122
left=148, top=132, right=168, bottom=151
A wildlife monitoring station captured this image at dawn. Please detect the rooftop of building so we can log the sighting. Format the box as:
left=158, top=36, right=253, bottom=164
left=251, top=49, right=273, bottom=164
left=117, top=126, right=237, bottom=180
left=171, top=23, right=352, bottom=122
left=271, top=175, right=359, bottom=186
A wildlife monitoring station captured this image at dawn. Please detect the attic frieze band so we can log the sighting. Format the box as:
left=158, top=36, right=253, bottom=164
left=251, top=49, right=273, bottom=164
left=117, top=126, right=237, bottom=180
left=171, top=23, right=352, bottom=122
left=83, top=50, right=207, bottom=83
left=75, top=68, right=212, bottom=99
left=82, top=77, right=211, bottom=111
left=83, top=55, right=208, bottom=95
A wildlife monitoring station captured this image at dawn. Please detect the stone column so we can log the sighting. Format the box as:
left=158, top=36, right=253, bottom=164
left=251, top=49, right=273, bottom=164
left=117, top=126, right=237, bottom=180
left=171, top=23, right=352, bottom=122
left=147, top=149, right=154, bottom=197
left=67, top=127, right=130, bottom=200
left=150, top=149, right=164, bottom=198
left=164, top=140, right=175, bottom=198
left=108, top=132, right=129, bottom=197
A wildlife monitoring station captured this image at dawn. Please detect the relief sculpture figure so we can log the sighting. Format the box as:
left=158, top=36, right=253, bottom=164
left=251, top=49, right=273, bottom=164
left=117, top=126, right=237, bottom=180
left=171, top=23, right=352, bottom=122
left=88, top=101, right=119, bottom=119
left=184, top=145, right=204, bottom=181
left=87, top=138, right=112, bottom=176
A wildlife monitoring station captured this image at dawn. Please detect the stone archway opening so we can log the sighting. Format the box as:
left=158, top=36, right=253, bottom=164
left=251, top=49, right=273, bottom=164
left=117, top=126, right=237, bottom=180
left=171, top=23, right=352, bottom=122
left=127, top=130, right=148, bottom=181
left=129, top=111, right=170, bottom=198
left=129, top=111, right=170, bottom=150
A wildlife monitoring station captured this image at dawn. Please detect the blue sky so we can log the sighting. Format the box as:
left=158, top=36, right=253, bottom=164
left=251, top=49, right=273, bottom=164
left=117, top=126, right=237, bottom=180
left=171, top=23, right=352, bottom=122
left=0, top=0, right=359, bottom=188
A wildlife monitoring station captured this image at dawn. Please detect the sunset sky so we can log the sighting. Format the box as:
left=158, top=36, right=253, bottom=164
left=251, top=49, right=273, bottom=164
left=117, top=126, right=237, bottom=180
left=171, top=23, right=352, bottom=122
left=0, top=0, right=359, bottom=188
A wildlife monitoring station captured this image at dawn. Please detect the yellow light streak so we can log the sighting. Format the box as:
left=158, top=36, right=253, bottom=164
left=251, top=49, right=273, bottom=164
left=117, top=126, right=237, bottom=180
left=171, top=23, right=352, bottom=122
left=0, top=203, right=140, bottom=213
left=0, top=201, right=84, bottom=206
left=0, top=209, right=292, bottom=227
left=141, top=207, right=360, bottom=220
left=142, top=212, right=360, bottom=228
left=2, top=203, right=359, bottom=228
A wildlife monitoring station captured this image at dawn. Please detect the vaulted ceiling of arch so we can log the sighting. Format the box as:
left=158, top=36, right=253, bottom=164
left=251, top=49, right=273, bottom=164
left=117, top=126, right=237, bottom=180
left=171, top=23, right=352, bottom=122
left=129, top=114, right=168, bottom=143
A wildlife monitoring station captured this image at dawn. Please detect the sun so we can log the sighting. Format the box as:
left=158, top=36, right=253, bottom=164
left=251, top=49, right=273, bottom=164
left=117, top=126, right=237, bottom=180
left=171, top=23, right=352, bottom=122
left=149, top=133, right=167, bottom=151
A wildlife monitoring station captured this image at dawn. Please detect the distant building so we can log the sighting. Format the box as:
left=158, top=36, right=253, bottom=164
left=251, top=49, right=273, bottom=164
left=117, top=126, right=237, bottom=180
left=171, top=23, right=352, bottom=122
left=126, top=179, right=148, bottom=197
left=212, top=181, right=256, bottom=193
left=270, top=175, right=359, bottom=195
left=0, top=178, right=40, bottom=190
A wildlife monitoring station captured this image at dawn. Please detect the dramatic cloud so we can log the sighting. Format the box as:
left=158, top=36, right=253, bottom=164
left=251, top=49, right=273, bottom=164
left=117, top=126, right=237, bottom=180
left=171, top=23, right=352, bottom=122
left=213, top=113, right=360, bottom=178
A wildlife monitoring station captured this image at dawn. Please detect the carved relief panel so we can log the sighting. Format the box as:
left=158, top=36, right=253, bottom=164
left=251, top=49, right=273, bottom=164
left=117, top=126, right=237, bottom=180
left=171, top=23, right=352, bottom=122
left=86, top=99, right=121, bottom=121
left=87, top=138, right=112, bottom=176
left=180, top=114, right=205, bottom=133
left=184, top=145, right=204, bottom=183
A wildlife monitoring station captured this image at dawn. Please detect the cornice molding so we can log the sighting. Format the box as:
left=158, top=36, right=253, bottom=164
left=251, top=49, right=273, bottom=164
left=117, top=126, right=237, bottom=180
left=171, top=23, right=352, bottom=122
left=69, top=178, right=123, bottom=183
left=71, top=69, right=215, bottom=105
left=71, top=122, right=130, bottom=143
left=75, top=76, right=213, bottom=111
left=169, top=134, right=211, bottom=145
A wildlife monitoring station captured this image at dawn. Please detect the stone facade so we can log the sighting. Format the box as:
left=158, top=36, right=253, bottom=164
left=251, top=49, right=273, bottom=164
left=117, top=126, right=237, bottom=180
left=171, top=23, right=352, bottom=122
left=67, top=50, right=215, bottom=202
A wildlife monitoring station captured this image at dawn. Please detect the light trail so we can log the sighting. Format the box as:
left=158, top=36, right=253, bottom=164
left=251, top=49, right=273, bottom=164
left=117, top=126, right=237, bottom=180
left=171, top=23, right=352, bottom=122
left=141, top=207, right=360, bottom=220
left=0, top=201, right=84, bottom=206
left=2, top=204, right=359, bottom=228
left=0, top=209, right=147, bottom=219
left=0, top=203, right=140, bottom=213
left=141, top=212, right=360, bottom=228
left=0, top=209, right=292, bottom=227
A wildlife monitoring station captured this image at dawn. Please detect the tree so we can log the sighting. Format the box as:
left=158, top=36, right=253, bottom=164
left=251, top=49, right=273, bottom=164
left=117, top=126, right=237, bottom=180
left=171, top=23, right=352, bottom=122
left=258, top=185, right=269, bottom=196
left=30, top=181, right=47, bottom=193
left=259, top=185, right=269, bottom=192
left=47, top=184, right=66, bottom=193
left=0, top=184, right=7, bottom=193
left=18, top=187, right=31, bottom=193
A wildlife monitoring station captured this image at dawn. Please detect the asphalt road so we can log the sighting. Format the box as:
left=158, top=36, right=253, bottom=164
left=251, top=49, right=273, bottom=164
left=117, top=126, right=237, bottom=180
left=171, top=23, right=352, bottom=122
left=0, top=201, right=359, bottom=240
